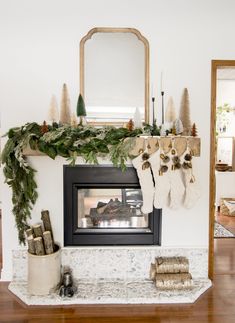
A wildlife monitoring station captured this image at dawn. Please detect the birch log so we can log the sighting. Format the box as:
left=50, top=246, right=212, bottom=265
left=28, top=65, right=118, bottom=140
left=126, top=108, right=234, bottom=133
left=155, top=273, right=192, bottom=289
left=155, top=257, right=189, bottom=274
left=150, top=263, right=156, bottom=280
left=41, top=210, right=54, bottom=242
left=27, top=236, right=35, bottom=254
left=33, top=224, right=43, bottom=238
left=34, top=237, right=45, bottom=255
left=25, top=228, right=34, bottom=237
left=43, top=231, right=54, bottom=255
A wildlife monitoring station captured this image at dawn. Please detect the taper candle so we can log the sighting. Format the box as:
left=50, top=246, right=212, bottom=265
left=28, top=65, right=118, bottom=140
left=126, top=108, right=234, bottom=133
left=160, top=71, right=164, bottom=92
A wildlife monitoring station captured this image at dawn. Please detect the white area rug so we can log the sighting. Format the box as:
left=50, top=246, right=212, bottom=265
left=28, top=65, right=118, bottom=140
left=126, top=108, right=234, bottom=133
left=214, top=222, right=235, bottom=238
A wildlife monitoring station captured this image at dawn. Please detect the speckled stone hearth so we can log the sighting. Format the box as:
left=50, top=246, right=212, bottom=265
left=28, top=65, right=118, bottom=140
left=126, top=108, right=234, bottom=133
left=9, top=246, right=211, bottom=304
left=9, top=278, right=211, bottom=305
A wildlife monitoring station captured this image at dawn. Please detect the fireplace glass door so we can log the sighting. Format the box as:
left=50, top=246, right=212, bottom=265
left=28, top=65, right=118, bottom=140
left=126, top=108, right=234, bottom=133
left=77, top=188, right=148, bottom=229
left=64, top=165, right=161, bottom=245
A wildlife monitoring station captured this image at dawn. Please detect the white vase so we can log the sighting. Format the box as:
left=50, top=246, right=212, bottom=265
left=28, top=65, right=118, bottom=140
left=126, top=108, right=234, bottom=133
left=28, top=245, right=61, bottom=295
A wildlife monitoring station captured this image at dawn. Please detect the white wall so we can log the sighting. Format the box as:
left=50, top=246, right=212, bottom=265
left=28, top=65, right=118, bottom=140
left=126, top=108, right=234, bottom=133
left=1, top=0, right=235, bottom=280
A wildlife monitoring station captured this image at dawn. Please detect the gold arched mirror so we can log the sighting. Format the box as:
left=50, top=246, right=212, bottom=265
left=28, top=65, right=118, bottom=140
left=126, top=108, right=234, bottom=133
left=80, top=27, right=149, bottom=125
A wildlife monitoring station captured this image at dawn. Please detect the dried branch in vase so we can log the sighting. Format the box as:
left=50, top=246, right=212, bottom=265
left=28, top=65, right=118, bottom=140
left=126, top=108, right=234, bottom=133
left=26, top=210, right=56, bottom=255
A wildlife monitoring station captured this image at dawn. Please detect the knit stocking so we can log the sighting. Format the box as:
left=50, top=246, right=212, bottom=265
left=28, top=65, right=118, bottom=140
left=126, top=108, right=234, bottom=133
left=149, top=148, right=171, bottom=209
left=182, top=148, right=200, bottom=208
left=132, top=152, right=155, bottom=214
left=168, top=145, right=185, bottom=209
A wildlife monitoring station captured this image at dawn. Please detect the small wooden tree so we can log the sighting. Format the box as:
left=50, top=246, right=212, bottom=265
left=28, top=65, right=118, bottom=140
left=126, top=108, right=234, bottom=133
left=165, top=97, right=176, bottom=124
left=59, top=84, right=71, bottom=125
left=40, top=121, right=49, bottom=134
left=48, top=95, right=59, bottom=124
left=179, top=88, right=191, bottom=135
left=77, top=94, right=87, bottom=126
left=126, top=119, right=134, bottom=131
left=191, top=123, right=198, bottom=137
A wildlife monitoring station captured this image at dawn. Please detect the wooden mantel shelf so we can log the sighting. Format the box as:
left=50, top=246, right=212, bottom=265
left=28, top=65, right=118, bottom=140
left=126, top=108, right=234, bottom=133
left=23, top=136, right=200, bottom=158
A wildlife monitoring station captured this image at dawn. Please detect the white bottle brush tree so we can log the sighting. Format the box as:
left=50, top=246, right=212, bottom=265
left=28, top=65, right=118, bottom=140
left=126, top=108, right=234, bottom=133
left=179, top=88, right=192, bottom=135
left=77, top=94, right=87, bottom=126
left=59, top=83, right=71, bottom=125
left=48, top=95, right=59, bottom=125
left=165, top=96, right=176, bottom=129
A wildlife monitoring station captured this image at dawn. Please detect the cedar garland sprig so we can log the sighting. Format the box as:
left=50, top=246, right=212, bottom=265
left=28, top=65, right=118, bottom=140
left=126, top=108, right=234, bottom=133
left=1, top=123, right=142, bottom=244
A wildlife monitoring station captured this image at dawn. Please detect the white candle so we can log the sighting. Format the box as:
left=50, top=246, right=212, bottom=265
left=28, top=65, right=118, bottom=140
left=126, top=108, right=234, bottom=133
left=151, top=83, right=154, bottom=98
left=160, top=71, right=163, bottom=92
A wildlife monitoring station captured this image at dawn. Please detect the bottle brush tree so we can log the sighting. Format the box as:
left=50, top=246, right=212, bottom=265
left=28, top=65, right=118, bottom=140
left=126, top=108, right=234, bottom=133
left=48, top=95, right=59, bottom=125
left=165, top=96, right=176, bottom=124
left=77, top=94, right=87, bottom=126
left=174, top=118, right=184, bottom=135
left=59, top=83, right=71, bottom=125
left=179, top=88, right=191, bottom=135
left=71, top=112, right=78, bottom=128
left=191, top=123, right=198, bottom=137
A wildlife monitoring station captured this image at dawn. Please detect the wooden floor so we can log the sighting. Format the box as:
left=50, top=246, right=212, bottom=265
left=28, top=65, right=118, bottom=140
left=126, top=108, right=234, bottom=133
left=215, top=211, right=235, bottom=235
left=0, top=211, right=2, bottom=273
left=0, top=238, right=235, bottom=323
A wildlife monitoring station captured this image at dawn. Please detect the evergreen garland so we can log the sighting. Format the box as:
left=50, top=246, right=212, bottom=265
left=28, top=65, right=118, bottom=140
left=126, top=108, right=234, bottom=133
left=1, top=122, right=144, bottom=244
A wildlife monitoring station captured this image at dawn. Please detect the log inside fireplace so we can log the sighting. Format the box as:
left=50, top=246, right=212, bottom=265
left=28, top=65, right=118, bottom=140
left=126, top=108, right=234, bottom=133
left=64, top=165, right=162, bottom=246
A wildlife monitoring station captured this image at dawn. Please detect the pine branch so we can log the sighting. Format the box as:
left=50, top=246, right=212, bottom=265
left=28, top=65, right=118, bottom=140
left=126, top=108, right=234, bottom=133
left=2, top=122, right=143, bottom=244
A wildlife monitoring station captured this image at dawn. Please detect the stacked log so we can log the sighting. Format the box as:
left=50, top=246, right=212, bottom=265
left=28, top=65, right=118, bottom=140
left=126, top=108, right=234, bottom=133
left=26, top=210, right=55, bottom=255
left=150, top=257, right=193, bottom=290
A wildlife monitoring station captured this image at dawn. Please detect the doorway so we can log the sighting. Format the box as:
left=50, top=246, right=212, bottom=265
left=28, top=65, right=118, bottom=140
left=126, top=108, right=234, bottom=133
left=209, top=60, right=235, bottom=279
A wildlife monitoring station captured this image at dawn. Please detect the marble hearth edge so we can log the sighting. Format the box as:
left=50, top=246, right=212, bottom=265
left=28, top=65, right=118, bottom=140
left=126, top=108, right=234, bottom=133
left=9, top=246, right=211, bottom=305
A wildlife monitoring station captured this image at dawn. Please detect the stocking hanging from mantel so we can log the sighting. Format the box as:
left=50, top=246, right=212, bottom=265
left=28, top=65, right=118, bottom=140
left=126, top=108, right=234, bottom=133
left=168, top=141, right=185, bottom=209
left=149, top=146, right=171, bottom=209
left=132, top=138, right=200, bottom=211
left=132, top=151, right=155, bottom=214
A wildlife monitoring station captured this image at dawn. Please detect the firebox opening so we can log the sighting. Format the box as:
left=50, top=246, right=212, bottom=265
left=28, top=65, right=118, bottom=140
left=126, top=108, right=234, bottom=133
left=64, top=165, right=162, bottom=246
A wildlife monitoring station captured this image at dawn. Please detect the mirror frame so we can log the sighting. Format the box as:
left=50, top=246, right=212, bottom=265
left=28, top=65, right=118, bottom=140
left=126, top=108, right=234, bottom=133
left=79, top=27, right=150, bottom=125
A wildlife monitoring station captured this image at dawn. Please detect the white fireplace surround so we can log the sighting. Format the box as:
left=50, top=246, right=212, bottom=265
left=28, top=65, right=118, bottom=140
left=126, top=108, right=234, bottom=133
left=2, top=156, right=211, bottom=304
left=8, top=246, right=210, bottom=304
left=1, top=156, right=208, bottom=282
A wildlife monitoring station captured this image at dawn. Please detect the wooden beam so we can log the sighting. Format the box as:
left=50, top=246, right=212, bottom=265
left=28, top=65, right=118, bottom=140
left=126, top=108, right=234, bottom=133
left=23, top=136, right=201, bottom=157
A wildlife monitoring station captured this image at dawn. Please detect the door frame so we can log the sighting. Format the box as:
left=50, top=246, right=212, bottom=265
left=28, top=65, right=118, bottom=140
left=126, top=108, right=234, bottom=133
left=209, top=60, right=235, bottom=279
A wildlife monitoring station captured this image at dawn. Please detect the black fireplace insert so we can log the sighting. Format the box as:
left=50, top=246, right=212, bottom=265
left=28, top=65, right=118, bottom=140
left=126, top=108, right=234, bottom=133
left=64, top=165, right=162, bottom=246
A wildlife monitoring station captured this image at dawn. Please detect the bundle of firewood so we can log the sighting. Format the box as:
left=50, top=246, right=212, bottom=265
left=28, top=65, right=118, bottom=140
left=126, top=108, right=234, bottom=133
left=25, top=210, right=56, bottom=256
left=150, top=257, right=193, bottom=290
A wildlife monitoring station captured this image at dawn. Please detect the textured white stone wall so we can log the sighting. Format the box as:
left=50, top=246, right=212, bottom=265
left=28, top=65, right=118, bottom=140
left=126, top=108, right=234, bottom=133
left=12, top=247, right=208, bottom=282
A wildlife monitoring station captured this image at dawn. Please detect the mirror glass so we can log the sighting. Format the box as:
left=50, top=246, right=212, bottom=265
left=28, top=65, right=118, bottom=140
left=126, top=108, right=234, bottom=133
left=80, top=28, right=149, bottom=124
